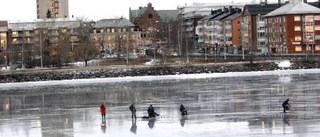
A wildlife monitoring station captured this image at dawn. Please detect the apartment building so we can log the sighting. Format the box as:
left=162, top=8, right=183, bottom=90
left=91, top=18, right=140, bottom=55
left=242, top=1, right=280, bottom=54
left=221, top=11, right=242, bottom=54
left=37, top=0, right=69, bottom=19
left=7, top=18, right=87, bottom=67
left=178, top=2, right=246, bottom=54
left=265, top=0, right=320, bottom=54
left=0, top=21, right=8, bottom=53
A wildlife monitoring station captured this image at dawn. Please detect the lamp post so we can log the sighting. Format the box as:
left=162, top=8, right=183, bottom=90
left=241, top=21, right=245, bottom=60
left=39, top=29, right=43, bottom=68
left=186, top=33, right=189, bottom=64
left=126, top=27, right=129, bottom=65
left=21, top=28, right=25, bottom=69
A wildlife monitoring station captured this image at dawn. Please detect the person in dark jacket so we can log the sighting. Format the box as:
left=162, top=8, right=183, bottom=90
left=180, top=104, right=188, bottom=116
left=129, top=103, right=137, bottom=119
left=147, top=105, right=159, bottom=118
left=282, top=99, right=290, bottom=113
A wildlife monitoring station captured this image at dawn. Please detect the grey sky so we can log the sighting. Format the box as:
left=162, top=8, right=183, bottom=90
left=0, top=0, right=317, bottom=21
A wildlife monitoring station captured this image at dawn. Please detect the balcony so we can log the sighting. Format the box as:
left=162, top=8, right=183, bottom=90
left=225, top=25, right=232, bottom=30
left=186, top=27, right=193, bottom=32
left=183, top=22, right=193, bottom=26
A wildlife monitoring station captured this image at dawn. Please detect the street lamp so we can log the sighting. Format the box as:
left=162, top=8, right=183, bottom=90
left=126, top=27, right=129, bottom=65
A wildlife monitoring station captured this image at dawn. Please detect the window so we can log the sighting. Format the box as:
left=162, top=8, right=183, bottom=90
left=12, top=31, right=18, bottom=36
left=295, top=35, right=301, bottom=41
left=148, top=14, right=153, bottom=18
left=315, top=45, right=320, bottom=51
left=305, top=26, right=313, bottom=31
left=295, top=46, right=302, bottom=52
left=294, top=26, right=301, bottom=31
left=305, top=16, right=314, bottom=22
left=294, top=16, right=301, bottom=21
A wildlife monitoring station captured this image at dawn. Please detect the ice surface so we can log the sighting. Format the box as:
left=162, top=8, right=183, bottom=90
left=1, top=68, right=320, bottom=137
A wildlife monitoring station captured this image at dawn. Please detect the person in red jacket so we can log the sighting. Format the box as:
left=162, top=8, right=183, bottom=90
left=100, top=103, right=106, bottom=122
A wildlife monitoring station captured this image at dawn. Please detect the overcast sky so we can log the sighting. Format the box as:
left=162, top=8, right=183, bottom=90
left=0, top=0, right=318, bottom=21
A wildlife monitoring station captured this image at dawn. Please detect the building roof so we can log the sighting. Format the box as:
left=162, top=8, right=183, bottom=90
left=0, top=21, right=8, bottom=31
left=130, top=8, right=179, bottom=22
left=244, top=3, right=280, bottom=16
left=0, top=21, right=8, bottom=27
left=130, top=7, right=147, bottom=18
left=157, top=10, right=179, bottom=21
left=8, top=18, right=82, bottom=30
left=94, top=18, right=135, bottom=28
left=222, top=12, right=242, bottom=21
left=265, top=1, right=320, bottom=17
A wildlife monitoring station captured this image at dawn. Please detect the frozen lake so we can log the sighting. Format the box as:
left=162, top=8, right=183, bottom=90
left=1, top=69, right=320, bottom=137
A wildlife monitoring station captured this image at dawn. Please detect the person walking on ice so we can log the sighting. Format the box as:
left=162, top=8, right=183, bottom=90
left=129, top=103, right=137, bottom=119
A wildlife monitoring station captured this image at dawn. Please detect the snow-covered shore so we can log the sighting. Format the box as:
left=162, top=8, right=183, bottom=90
left=0, top=60, right=319, bottom=83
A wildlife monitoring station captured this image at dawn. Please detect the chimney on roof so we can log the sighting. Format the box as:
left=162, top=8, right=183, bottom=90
left=211, top=10, right=217, bottom=15
left=260, top=0, right=266, bottom=6
left=278, top=0, right=281, bottom=7
left=224, top=7, right=229, bottom=13
left=303, top=0, right=307, bottom=3
left=319, top=0, right=320, bottom=8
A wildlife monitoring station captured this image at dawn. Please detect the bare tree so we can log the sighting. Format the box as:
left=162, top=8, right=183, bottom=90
left=73, top=21, right=100, bottom=66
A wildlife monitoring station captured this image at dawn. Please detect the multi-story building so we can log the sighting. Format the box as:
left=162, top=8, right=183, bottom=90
left=37, top=0, right=69, bottom=19
left=7, top=18, right=87, bottom=67
left=178, top=2, right=247, bottom=54
left=91, top=18, right=140, bottom=55
left=0, top=21, right=8, bottom=66
left=242, top=1, right=280, bottom=54
left=0, top=21, right=8, bottom=53
left=196, top=10, right=223, bottom=51
left=265, top=0, right=320, bottom=54
left=221, top=9, right=242, bottom=54
left=196, top=7, right=242, bottom=55
left=129, top=3, right=179, bottom=53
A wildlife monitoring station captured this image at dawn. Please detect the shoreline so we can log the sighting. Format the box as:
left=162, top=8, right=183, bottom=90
left=0, top=59, right=319, bottom=83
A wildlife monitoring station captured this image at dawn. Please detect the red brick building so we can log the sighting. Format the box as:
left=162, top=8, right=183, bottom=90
left=265, top=0, right=320, bottom=54
left=129, top=3, right=179, bottom=52
left=242, top=2, right=279, bottom=53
